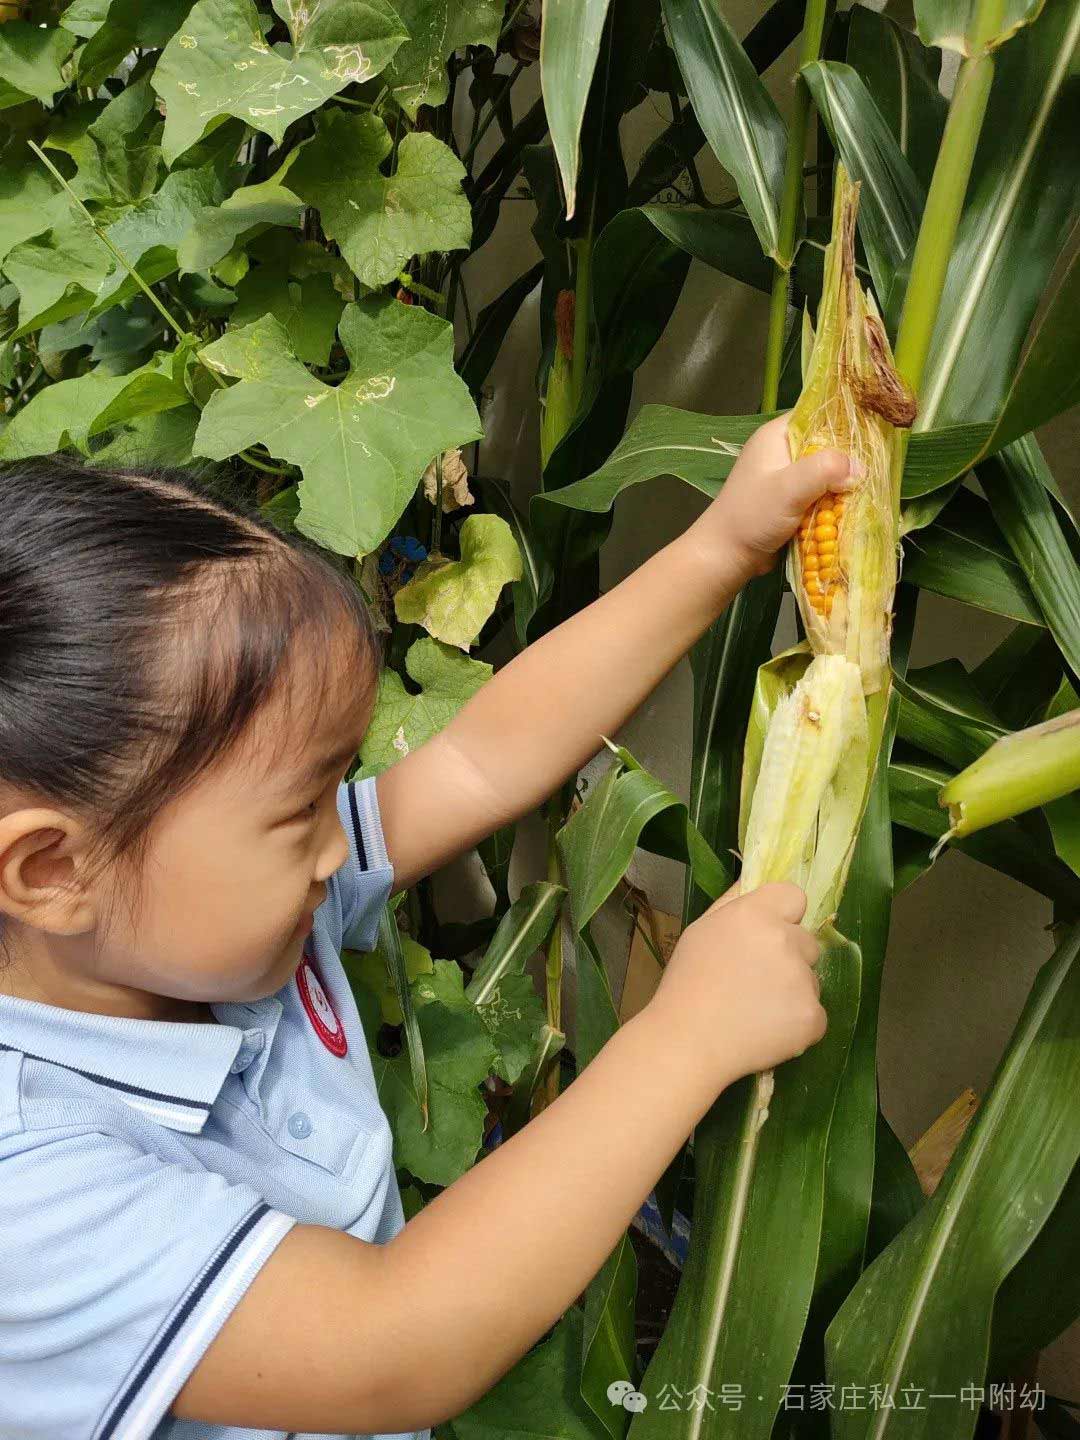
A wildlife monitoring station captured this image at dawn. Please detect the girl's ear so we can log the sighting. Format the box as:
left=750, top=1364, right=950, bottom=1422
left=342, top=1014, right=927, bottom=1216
left=0, top=808, right=97, bottom=936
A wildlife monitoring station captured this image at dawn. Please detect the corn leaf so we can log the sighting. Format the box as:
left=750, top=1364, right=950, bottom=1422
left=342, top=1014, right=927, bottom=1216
left=800, top=60, right=923, bottom=307
left=631, top=926, right=861, bottom=1440
left=557, top=748, right=725, bottom=934
left=844, top=6, right=946, bottom=194
left=901, top=490, right=1044, bottom=626
left=914, top=0, right=1044, bottom=54
left=575, top=925, right=637, bottom=1440
left=888, top=755, right=1080, bottom=909
left=540, top=0, right=615, bottom=221
left=979, top=435, right=1080, bottom=683
left=913, top=0, right=1080, bottom=432
left=826, top=923, right=1080, bottom=1440
left=662, top=0, right=787, bottom=260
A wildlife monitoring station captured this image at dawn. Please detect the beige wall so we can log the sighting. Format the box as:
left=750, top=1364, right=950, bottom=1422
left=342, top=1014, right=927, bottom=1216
left=432, top=8, right=1080, bottom=1397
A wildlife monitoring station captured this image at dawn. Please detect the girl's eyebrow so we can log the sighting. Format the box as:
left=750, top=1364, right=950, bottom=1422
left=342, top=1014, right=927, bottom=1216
left=294, top=740, right=362, bottom=790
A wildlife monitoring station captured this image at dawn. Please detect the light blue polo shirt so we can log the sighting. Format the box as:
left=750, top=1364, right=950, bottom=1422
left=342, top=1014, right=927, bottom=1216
left=0, top=775, right=429, bottom=1440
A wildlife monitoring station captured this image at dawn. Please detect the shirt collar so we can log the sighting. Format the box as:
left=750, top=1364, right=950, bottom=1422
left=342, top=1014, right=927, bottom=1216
left=0, top=991, right=275, bottom=1135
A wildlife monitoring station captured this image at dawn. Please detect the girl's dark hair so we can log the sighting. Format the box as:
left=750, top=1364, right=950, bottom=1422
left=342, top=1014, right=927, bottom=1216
left=0, top=454, right=381, bottom=941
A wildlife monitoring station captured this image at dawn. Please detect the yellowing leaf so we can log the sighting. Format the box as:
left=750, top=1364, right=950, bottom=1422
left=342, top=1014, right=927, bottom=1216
left=394, top=513, right=523, bottom=651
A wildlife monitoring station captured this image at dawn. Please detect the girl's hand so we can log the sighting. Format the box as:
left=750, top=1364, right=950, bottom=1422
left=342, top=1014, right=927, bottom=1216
left=643, top=880, right=826, bottom=1087
left=684, top=413, right=863, bottom=585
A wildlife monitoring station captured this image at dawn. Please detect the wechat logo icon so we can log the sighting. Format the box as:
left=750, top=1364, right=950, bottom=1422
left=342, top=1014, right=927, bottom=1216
left=607, top=1380, right=648, bottom=1412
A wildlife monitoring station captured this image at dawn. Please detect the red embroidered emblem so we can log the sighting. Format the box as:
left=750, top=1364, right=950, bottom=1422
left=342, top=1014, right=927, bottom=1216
left=296, top=946, right=348, bottom=1057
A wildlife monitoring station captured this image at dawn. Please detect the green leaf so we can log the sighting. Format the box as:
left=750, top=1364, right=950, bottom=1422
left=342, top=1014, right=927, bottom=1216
left=888, top=755, right=1080, bottom=908
left=193, top=299, right=482, bottom=558
left=992, top=245, right=1080, bottom=450
left=472, top=971, right=548, bottom=1089
left=801, top=60, right=923, bottom=306
left=288, top=108, right=471, bottom=289
left=361, top=958, right=497, bottom=1187
left=980, top=435, right=1080, bottom=683
left=382, top=0, right=504, bottom=118
left=0, top=349, right=188, bottom=459
left=229, top=235, right=345, bottom=368
left=5, top=205, right=111, bottom=336
left=972, top=624, right=1064, bottom=730
left=452, top=1306, right=610, bottom=1440
left=465, top=881, right=566, bottom=1009
left=901, top=489, right=1045, bottom=626
left=541, top=405, right=767, bottom=513
left=7, top=164, right=227, bottom=336
left=639, top=202, right=774, bottom=292
left=345, top=933, right=434, bottom=1026
left=575, top=926, right=637, bottom=1440
left=914, top=0, right=1044, bottom=53
left=0, top=22, right=75, bottom=110
left=633, top=927, right=862, bottom=1440
left=0, top=141, right=67, bottom=265
left=74, top=0, right=190, bottom=89
left=662, top=0, right=787, bottom=259
left=86, top=404, right=202, bottom=469
left=540, top=0, right=615, bottom=221
left=151, top=0, right=409, bottom=164
left=393, top=513, right=523, bottom=651
left=913, top=0, right=1080, bottom=431
left=459, top=262, right=544, bottom=397
left=557, top=748, right=724, bottom=934
left=826, top=924, right=1080, bottom=1440
left=177, top=178, right=303, bottom=275
left=893, top=660, right=1005, bottom=771
left=360, top=637, right=491, bottom=773
left=844, top=6, right=946, bottom=195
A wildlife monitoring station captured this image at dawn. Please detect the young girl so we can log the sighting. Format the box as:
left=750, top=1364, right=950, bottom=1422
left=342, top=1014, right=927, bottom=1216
left=0, top=416, right=854, bottom=1440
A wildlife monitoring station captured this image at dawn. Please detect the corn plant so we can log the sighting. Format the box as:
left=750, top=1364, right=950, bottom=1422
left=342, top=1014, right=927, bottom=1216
left=2, top=0, right=1080, bottom=1438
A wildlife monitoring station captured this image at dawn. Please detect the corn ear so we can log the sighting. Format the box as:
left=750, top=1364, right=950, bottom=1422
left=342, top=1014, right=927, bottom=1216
left=785, top=165, right=916, bottom=697
left=740, top=654, right=870, bottom=932
left=938, top=708, right=1080, bottom=841
left=539, top=289, right=575, bottom=470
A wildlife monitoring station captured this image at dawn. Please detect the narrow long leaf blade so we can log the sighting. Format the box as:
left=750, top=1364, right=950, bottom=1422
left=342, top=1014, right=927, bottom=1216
left=662, top=0, right=787, bottom=259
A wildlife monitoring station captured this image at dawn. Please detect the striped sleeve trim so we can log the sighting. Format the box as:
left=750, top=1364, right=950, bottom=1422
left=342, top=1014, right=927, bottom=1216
left=346, top=774, right=391, bottom=874
left=96, top=1204, right=297, bottom=1440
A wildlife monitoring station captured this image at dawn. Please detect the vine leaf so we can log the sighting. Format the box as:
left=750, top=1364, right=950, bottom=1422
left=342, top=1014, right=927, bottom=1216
left=0, top=21, right=75, bottom=109
left=382, top=0, right=504, bottom=117
left=360, top=637, right=491, bottom=772
left=151, top=0, right=409, bottom=164
left=177, top=178, right=303, bottom=275
left=192, top=297, right=483, bottom=558
left=288, top=107, right=471, bottom=288
left=394, top=513, right=523, bottom=651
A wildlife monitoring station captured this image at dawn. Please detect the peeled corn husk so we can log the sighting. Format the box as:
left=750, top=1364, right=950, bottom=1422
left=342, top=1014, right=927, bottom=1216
left=938, top=707, right=1080, bottom=841
left=739, top=652, right=870, bottom=932
left=785, top=166, right=916, bottom=697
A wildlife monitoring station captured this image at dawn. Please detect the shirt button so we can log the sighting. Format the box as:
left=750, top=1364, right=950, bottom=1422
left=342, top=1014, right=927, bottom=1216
left=288, top=1111, right=313, bottom=1140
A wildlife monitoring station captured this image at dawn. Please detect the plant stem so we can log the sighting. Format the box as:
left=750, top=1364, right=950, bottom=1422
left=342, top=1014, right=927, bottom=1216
left=760, top=0, right=831, bottom=410
left=28, top=141, right=198, bottom=350
left=570, top=223, right=593, bottom=413
left=431, top=451, right=444, bottom=555
left=893, top=0, right=1008, bottom=403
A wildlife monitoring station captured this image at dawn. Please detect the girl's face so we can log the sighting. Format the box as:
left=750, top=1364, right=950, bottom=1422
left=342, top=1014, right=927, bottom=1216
left=0, top=635, right=376, bottom=1021
left=107, top=679, right=374, bottom=1009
